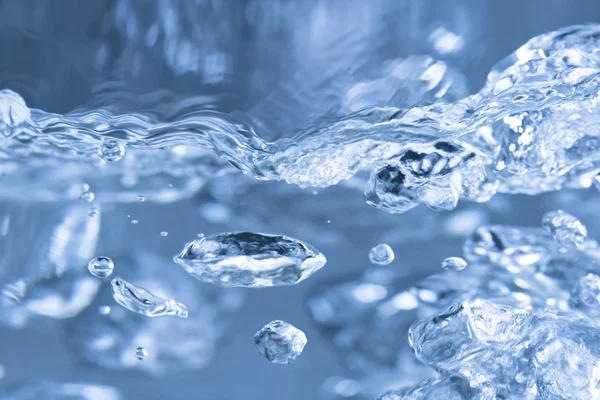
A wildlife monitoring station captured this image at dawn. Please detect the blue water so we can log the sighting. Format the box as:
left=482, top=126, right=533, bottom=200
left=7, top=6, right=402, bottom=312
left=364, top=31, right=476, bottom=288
left=2, top=1, right=600, bottom=399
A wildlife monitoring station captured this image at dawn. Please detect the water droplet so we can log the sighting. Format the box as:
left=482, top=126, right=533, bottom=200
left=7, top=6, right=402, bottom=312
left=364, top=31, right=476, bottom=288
left=542, top=210, right=587, bottom=248
left=110, top=277, right=188, bottom=318
left=98, top=139, right=126, bottom=162
left=254, top=320, right=307, bottom=364
left=79, top=190, right=95, bottom=203
left=327, top=220, right=331, bottom=224
left=174, top=232, right=326, bottom=288
left=88, top=208, right=99, bottom=217
left=87, top=256, right=114, bottom=278
left=137, top=195, right=145, bottom=202
left=135, top=347, right=148, bottom=360
left=160, top=231, right=168, bottom=237
left=369, top=243, right=395, bottom=265
left=131, top=220, right=139, bottom=225
left=441, top=256, right=467, bottom=271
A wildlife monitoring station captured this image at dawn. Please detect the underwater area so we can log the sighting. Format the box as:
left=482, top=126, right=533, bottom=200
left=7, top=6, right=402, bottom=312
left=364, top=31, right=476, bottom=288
left=3, top=0, right=600, bottom=399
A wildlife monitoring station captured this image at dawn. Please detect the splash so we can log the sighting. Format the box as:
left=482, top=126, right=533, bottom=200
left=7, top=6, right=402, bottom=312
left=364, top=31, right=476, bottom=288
left=310, top=215, right=600, bottom=399
left=2, top=25, right=600, bottom=209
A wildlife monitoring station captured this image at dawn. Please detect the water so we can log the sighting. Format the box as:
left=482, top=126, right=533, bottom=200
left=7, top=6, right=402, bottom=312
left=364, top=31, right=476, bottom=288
left=173, top=232, right=327, bottom=287
left=440, top=256, right=467, bottom=271
left=3, top=1, right=600, bottom=399
left=369, top=244, right=395, bottom=265
left=0, top=382, right=122, bottom=399
left=541, top=209, right=588, bottom=248
left=135, top=347, right=148, bottom=361
left=254, top=320, right=308, bottom=364
left=87, top=256, right=115, bottom=278
left=111, top=277, right=189, bottom=318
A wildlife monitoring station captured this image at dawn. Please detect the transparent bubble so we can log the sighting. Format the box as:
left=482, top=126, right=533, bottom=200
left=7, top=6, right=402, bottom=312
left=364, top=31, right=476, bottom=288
left=80, top=190, right=95, bottom=203
left=135, top=347, right=148, bottom=361
left=87, top=256, right=114, bottom=278
left=369, top=243, right=395, bottom=265
left=254, top=320, right=307, bottom=364
left=441, top=256, right=467, bottom=271
left=98, top=139, right=126, bottom=162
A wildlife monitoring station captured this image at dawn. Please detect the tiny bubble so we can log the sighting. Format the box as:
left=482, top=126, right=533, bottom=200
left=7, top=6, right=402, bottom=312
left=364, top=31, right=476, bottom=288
left=136, top=347, right=148, bottom=360
left=99, top=139, right=125, bottom=162
left=80, top=190, right=95, bottom=203
left=98, top=305, right=111, bottom=315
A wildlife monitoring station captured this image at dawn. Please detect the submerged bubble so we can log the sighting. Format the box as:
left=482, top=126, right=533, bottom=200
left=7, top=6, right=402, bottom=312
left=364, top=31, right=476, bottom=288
left=87, top=256, right=114, bottom=278
left=79, top=190, right=95, bottom=203
left=98, top=305, right=111, bottom=315
left=441, top=256, right=467, bottom=271
left=135, top=347, right=148, bottom=361
left=254, top=320, right=307, bottom=364
left=369, top=243, right=395, bottom=265
left=110, top=277, right=188, bottom=318
left=160, top=231, right=168, bottom=237
left=98, top=139, right=126, bottom=162
left=542, top=210, right=587, bottom=248
left=88, top=208, right=99, bottom=217
left=173, top=232, right=326, bottom=288
left=137, top=195, right=145, bottom=202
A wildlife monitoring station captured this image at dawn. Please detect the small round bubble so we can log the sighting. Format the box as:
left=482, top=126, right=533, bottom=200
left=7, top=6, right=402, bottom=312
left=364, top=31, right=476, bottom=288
left=88, top=207, right=99, bottom=217
left=441, top=256, right=468, bottom=271
left=98, top=305, right=111, bottom=315
left=87, top=256, right=114, bottom=278
left=369, top=243, right=395, bottom=265
left=98, top=139, right=126, bottom=162
left=160, top=231, right=168, bottom=237
left=80, top=190, right=95, bottom=203
left=135, top=347, right=148, bottom=360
